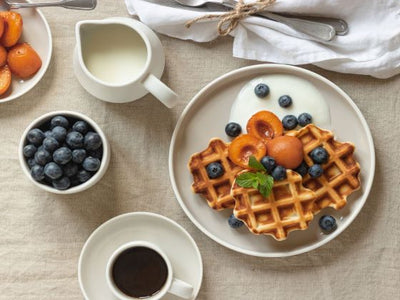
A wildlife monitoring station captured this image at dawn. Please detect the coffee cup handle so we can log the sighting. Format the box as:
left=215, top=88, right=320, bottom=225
left=168, top=278, right=194, bottom=299
left=142, top=73, right=179, bottom=108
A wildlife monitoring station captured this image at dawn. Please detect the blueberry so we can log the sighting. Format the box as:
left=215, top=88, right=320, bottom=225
left=52, top=176, right=71, bottom=190
left=27, top=128, right=45, bottom=146
left=77, top=169, right=92, bottom=183
left=51, top=126, right=67, bottom=142
left=225, top=122, right=242, bottom=138
left=42, top=137, right=59, bottom=153
left=298, top=113, right=312, bottom=127
left=72, top=149, right=87, bottom=164
left=282, top=115, right=298, bottom=130
left=44, top=130, right=53, bottom=138
left=27, top=158, right=36, bottom=168
left=84, top=132, right=102, bottom=150
left=254, top=83, right=270, bottom=98
left=310, top=147, right=329, bottom=164
left=50, top=115, right=69, bottom=129
left=53, top=147, right=72, bottom=165
left=308, top=164, right=323, bottom=178
left=206, top=162, right=224, bottom=179
left=294, top=161, right=309, bottom=177
left=70, top=176, right=81, bottom=187
left=319, top=215, right=337, bottom=233
left=23, top=144, right=37, bottom=158
left=260, top=156, right=276, bottom=173
left=271, top=165, right=286, bottom=181
left=228, top=214, right=244, bottom=228
left=34, top=149, right=52, bottom=166
left=88, top=147, right=103, bottom=159
left=278, top=95, right=293, bottom=108
left=66, top=131, right=84, bottom=149
left=82, top=157, right=101, bottom=172
left=44, top=162, right=63, bottom=180
left=72, top=120, right=90, bottom=134
left=31, top=165, right=45, bottom=181
left=63, top=162, right=79, bottom=177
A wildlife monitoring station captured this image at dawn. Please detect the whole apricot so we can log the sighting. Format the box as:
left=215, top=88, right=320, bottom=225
left=0, top=11, right=23, bottom=47
left=228, top=134, right=267, bottom=169
left=266, top=136, right=304, bottom=169
left=7, top=43, right=42, bottom=78
left=0, top=64, right=11, bottom=96
left=0, top=17, right=4, bottom=40
left=0, top=45, right=7, bottom=67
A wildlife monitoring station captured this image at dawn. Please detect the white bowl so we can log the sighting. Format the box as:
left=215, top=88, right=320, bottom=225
left=0, top=6, right=52, bottom=103
left=19, top=111, right=110, bottom=194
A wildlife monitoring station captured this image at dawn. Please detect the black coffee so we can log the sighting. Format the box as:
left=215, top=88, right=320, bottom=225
left=112, top=246, right=168, bottom=298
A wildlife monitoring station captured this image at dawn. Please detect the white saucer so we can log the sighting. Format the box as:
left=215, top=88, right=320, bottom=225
left=169, top=64, right=375, bottom=257
left=78, top=212, right=203, bottom=299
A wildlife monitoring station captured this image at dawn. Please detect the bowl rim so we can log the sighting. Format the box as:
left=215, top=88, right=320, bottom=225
left=18, top=110, right=110, bottom=194
left=0, top=6, right=53, bottom=103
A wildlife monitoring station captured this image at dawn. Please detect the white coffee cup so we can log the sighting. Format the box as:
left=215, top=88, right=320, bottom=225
left=106, top=241, right=194, bottom=300
left=73, top=17, right=178, bottom=108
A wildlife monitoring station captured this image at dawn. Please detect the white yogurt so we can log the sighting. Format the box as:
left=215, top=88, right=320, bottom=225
left=229, top=74, right=331, bottom=131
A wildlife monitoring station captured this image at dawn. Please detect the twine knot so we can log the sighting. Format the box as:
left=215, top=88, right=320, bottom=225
left=185, top=0, right=276, bottom=36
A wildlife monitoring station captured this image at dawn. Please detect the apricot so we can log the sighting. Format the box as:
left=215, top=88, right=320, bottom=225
left=247, top=111, right=283, bottom=142
left=0, top=64, right=11, bottom=96
left=7, top=43, right=42, bottom=78
left=228, top=134, right=267, bottom=169
left=266, top=136, right=304, bottom=169
left=0, top=45, right=7, bottom=67
left=0, top=17, right=4, bottom=40
left=0, top=11, right=23, bottom=47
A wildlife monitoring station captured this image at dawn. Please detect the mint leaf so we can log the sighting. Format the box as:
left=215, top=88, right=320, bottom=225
left=256, top=172, right=267, bottom=185
left=248, top=156, right=266, bottom=172
left=259, top=175, right=274, bottom=198
left=236, top=172, right=257, bottom=188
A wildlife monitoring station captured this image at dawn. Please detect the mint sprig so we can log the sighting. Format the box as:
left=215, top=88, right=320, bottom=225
left=236, top=156, right=274, bottom=198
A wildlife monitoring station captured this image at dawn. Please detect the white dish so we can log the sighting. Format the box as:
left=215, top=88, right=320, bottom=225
left=169, top=64, right=375, bottom=257
left=78, top=212, right=203, bottom=300
left=0, top=5, right=52, bottom=103
left=18, top=110, right=110, bottom=194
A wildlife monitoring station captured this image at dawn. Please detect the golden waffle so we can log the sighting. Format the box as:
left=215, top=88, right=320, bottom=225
left=287, top=124, right=361, bottom=213
left=188, top=138, right=244, bottom=210
left=232, top=170, right=317, bottom=241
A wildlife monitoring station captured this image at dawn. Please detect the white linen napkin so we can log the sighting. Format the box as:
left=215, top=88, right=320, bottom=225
left=125, top=0, right=400, bottom=78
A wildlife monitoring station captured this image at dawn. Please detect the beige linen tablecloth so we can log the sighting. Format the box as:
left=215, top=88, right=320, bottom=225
left=1, top=1, right=399, bottom=299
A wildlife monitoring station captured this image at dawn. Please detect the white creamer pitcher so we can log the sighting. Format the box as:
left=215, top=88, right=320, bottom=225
left=73, top=17, right=178, bottom=108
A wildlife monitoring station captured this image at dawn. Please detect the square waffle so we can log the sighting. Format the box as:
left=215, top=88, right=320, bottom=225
left=287, top=124, right=361, bottom=213
left=188, top=138, right=244, bottom=210
left=232, top=170, right=317, bottom=241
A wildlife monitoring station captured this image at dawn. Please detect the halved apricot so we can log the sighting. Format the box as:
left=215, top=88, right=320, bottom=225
left=0, top=17, right=4, bottom=39
left=7, top=43, right=42, bottom=78
left=0, top=45, right=7, bottom=67
left=0, top=64, right=11, bottom=96
left=266, top=136, right=304, bottom=169
left=0, top=11, right=23, bottom=47
left=247, top=111, right=283, bottom=142
left=228, top=134, right=267, bottom=169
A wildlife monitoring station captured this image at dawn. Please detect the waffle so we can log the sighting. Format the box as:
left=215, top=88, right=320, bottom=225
left=287, top=124, right=361, bottom=213
left=232, top=170, right=317, bottom=241
left=188, top=138, right=244, bottom=210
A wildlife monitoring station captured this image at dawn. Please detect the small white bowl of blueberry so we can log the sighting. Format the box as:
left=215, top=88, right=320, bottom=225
left=19, top=111, right=110, bottom=194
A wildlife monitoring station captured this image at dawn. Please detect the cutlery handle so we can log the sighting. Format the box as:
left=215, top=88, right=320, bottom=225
left=221, top=0, right=336, bottom=41
left=258, top=12, right=336, bottom=41
left=6, top=0, right=96, bottom=10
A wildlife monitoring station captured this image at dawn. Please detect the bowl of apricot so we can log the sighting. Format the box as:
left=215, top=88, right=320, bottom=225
left=0, top=8, right=52, bottom=103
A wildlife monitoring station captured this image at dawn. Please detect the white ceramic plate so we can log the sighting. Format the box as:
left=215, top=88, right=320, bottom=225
left=169, top=64, right=375, bottom=257
left=79, top=212, right=203, bottom=300
left=0, top=4, right=52, bottom=102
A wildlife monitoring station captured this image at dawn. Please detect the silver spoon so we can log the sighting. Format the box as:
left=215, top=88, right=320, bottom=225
left=1, top=0, right=97, bottom=10
left=175, top=0, right=338, bottom=41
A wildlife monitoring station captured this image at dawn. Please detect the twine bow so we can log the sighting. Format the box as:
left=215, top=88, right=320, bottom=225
left=185, top=0, right=276, bottom=36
